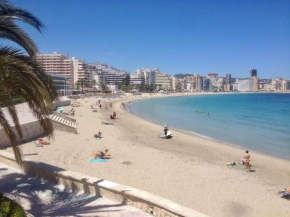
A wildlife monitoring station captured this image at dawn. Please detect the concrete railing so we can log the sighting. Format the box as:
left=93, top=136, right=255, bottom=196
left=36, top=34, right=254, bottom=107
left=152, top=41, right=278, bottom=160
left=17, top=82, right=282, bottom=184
left=0, top=151, right=209, bottom=217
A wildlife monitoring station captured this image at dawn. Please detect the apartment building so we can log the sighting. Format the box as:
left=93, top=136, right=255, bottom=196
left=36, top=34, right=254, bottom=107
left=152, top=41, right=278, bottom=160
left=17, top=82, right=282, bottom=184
left=253, top=77, right=259, bottom=91
left=93, top=72, right=130, bottom=90
left=71, top=57, right=92, bottom=88
left=282, top=79, right=289, bottom=91
left=36, top=52, right=73, bottom=87
left=155, top=72, right=172, bottom=90
left=129, top=75, right=145, bottom=85
left=134, top=68, right=156, bottom=85
left=237, top=78, right=254, bottom=91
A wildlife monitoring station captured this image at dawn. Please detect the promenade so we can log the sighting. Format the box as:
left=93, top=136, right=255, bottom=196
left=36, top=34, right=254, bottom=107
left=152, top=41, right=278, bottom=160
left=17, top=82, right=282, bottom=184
left=0, top=163, right=151, bottom=217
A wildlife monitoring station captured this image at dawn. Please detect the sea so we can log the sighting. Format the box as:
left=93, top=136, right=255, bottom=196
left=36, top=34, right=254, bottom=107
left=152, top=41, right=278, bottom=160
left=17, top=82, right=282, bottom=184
left=127, top=93, right=290, bottom=160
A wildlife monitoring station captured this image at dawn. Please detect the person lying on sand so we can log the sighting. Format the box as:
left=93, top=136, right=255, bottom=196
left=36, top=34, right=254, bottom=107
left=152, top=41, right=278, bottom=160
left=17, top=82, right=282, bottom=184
left=93, top=149, right=110, bottom=159
left=94, top=132, right=102, bottom=138
left=38, top=138, right=50, bottom=145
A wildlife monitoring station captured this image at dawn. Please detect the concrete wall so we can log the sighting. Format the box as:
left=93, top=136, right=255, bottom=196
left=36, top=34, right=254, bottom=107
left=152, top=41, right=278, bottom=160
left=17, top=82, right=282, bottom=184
left=0, top=121, right=44, bottom=147
left=53, top=99, right=71, bottom=110
left=0, top=151, right=208, bottom=217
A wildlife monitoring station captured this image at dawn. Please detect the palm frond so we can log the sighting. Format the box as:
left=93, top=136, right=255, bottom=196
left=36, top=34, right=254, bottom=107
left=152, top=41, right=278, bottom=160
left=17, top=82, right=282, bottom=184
left=0, top=109, right=22, bottom=165
left=0, top=0, right=45, bottom=32
left=0, top=19, right=38, bottom=56
left=0, top=46, right=57, bottom=164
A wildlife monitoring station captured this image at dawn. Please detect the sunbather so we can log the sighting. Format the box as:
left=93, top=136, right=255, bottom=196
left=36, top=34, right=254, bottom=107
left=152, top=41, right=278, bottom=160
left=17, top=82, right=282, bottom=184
left=38, top=138, right=50, bottom=145
left=278, top=187, right=290, bottom=199
left=94, top=132, right=102, bottom=138
left=93, top=149, right=110, bottom=159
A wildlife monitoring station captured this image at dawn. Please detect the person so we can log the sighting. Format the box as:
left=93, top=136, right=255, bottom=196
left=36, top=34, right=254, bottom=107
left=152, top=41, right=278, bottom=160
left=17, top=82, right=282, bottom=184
left=93, top=149, right=110, bottom=159
left=164, top=123, right=168, bottom=136
left=113, top=112, right=116, bottom=119
left=244, top=150, right=251, bottom=172
left=38, top=138, right=50, bottom=145
left=94, top=132, right=102, bottom=138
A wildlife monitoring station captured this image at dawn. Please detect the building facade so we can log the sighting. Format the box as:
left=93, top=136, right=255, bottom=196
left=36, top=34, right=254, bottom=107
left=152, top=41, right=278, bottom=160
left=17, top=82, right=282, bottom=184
left=225, top=73, right=231, bottom=85
left=48, top=73, right=70, bottom=96
left=36, top=52, right=73, bottom=87
left=237, top=78, right=254, bottom=91
left=249, top=68, right=257, bottom=77
left=155, top=72, right=172, bottom=90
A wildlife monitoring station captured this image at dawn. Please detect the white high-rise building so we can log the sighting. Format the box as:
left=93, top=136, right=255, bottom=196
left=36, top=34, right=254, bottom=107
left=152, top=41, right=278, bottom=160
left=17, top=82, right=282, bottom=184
left=237, top=78, right=254, bottom=91
left=71, top=57, right=91, bottom=88
left=134, top=68, right=156, bottom=85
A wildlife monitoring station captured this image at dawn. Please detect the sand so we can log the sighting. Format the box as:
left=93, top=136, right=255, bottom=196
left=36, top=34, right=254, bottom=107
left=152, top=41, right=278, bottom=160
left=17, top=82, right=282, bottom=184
left=5, top=93, right=290, bottom=217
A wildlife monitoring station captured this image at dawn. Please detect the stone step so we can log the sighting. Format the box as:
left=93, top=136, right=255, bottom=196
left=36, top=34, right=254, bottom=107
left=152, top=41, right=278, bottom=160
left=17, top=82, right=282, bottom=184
left=55, top=116, right=60, bottom=122
left=49, top=115, right=77, bottom=131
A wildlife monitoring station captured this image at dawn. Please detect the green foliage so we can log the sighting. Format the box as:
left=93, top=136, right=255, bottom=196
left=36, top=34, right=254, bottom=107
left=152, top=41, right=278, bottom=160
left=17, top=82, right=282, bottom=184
left=76, top=79, right=86, bottom=93
left=0, top=194, right=26, bottom=217
left=12, top=97, right=26, bottom=104
left=0, top=0, right=57, bottom=165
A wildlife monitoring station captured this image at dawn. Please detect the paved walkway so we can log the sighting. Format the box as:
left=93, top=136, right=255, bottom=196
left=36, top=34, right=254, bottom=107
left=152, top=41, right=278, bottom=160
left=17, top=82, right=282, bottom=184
left=0, top=163, right=151, bottom=217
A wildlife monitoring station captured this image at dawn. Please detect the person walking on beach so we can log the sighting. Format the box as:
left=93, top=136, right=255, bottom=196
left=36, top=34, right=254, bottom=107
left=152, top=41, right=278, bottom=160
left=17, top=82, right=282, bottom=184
left=164, top=123, right=168, bottom=136
left=244, top=150, right=251, bottom=172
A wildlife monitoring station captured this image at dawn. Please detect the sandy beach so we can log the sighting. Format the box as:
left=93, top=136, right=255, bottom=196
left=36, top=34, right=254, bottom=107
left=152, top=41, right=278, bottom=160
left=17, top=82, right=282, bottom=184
left=5, top=93, right=290, bottom=217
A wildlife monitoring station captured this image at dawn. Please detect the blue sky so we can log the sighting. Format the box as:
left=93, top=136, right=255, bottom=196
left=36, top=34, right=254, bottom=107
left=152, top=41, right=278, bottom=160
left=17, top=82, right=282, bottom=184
left=10, top=0, right=290, bottom=78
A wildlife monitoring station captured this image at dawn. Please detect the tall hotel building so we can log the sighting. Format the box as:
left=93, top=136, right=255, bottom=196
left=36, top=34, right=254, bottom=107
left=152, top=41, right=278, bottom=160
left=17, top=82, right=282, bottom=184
left=249, top=68, right=257, bottom=77
left=36, top=52, right=73, bottom=87
left=225, top=73, right=231, bottom=84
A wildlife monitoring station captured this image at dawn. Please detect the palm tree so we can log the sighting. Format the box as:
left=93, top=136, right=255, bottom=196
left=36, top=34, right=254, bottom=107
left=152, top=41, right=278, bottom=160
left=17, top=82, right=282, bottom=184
left=76, top=79, right=86, bottom=94
left=0, top=1, right=57, bottom=165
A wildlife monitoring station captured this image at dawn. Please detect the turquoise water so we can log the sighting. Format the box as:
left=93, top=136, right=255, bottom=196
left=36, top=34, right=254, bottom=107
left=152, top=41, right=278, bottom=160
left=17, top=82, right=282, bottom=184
left=128, top=93, right=290, bottom=160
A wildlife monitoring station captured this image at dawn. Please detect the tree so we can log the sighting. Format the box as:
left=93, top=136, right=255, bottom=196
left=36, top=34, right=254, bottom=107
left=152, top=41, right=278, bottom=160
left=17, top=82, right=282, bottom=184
left=99, top=81, right=108, bottom=93
left=76, top=79, right=86, bottom=93
left=0, top=1, right=57, bottom=165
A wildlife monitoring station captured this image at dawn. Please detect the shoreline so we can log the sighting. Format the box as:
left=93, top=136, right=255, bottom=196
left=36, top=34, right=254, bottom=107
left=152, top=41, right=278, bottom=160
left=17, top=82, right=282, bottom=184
left=4, top=94, right=290, bottom=217
left=120, top=94, right=290, bottom=164
left=125, top=93, right=290, bottom=161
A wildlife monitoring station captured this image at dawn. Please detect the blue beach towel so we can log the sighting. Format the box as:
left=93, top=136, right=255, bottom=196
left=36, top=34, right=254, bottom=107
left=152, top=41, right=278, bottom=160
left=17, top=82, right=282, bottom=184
left=90, top=159, right=107, bottom=162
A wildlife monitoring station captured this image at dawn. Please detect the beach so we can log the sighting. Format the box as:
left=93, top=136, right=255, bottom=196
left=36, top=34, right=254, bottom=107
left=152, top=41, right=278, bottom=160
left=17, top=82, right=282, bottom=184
left=5, top=93, right=290, bottom=217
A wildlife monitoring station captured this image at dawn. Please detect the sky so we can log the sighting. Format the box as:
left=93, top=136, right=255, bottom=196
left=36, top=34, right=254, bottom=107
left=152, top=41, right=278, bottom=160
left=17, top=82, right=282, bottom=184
left=9, top=0, right=290, bottom=78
